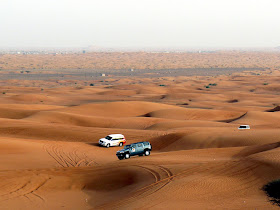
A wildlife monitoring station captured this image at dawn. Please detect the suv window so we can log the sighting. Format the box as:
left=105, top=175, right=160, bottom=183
left=137, top=143, right=143, bottom=148
left=143, top=142, right=149, bottom=146
left=105, top=136, right=112, bottom=140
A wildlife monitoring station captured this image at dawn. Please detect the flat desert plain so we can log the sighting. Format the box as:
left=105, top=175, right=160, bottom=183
left=0, top=52, right=280, bottom=209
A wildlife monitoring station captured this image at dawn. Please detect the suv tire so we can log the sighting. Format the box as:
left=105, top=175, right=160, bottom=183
left=106, top=144, right=110, bottom=148
left=119, top=142, right=123, bottom=147
left=118, top=156, right=124, bottom=160
left=125, top=153, right=130, bottom=159
left=144, top=150, right=150, bottom=156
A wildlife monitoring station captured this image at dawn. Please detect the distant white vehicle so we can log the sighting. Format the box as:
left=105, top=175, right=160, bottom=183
left=99, top=134, right=126, bottom=148
left=238, top=125, right=250, bottom=130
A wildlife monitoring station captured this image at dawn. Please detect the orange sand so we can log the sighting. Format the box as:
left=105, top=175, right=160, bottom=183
left=0, top=60, right=280, bottom=209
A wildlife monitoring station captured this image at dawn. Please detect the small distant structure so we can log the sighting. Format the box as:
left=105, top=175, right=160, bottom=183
left=130, top=68, right=134, bottom=72
left=82, top=50, right=86, bottom=54
left=101, top=73, right=106, bottom=77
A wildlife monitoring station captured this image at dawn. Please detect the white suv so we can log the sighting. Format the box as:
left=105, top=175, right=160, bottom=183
left=99, top=134, right=126, bottom=148
left=238, top=125, right=250, bottom=130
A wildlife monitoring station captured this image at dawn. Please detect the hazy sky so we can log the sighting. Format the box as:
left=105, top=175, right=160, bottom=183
left=1, top=0, right=280, bottom=49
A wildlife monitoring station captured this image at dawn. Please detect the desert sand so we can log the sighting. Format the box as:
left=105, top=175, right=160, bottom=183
left=0, top=52, right=280, bottom=209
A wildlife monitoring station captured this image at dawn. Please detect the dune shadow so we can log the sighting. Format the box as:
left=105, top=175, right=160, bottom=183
left=86, top=142, right=100, bottom=147
left=138, top=113, right=151, bottom=117
left=218, top=112, right=247, bottom=123
left=228, top=99, right=239, bottom=103
left=262, top=179, right=280, bottom=207
left=266, top=106, right=280, bottom=112
left=232, top=141, right=280, bottom=158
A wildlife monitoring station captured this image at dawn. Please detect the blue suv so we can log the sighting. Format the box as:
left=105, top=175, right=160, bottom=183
left=116, top=142, right=152, bottom=160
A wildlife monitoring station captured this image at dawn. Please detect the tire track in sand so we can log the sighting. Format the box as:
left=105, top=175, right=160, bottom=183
left=97, top=160, right=262, bottom=209
left=0, top=175, right=50, bottom=204
left=43, top=142, right=97, bottom=168
left=96, top=164, right=173, bottom=209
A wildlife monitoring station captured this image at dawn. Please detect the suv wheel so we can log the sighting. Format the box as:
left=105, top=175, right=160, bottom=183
left=118, top=156, right=124, bottom=160
left=106, top=144, right=110, bottom=148
left=125, top=153, right=130, bottom=159
left=144, top=150, right=150, bottom=156
left=119, top=142, right=123, bottom=147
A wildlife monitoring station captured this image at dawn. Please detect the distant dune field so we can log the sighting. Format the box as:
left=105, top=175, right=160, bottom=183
left=0, top=54, right=280, bottom=209
left=0, top=51, right=280, bottom=70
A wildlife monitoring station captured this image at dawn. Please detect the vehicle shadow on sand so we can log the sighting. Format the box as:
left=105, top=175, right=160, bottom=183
left=86, top=143, right=100, bottom=147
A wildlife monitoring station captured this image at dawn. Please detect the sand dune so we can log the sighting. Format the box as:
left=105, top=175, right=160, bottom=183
left=146, top=120, right=235, bottom=130
left=232, top=141, right=280, bottom=158
left=25, top=111, right=169, bottom=130
left=0, top=104, right=62, bottom=119
left=144, top=108, right=243, bottom=121
left=2, top=139, right=279, bottom=209
left=1, top=67, right=280, bottom=209
left=97, top=89, right=137, bottom=96
left=0, top=108, right=38, bottom=119
left=149, top=128, right=280, bottom=152
left=60, top=101, right=177, bottom=117
left=8, top=94, right=54, bottom=103
left=232, top=111, right=280, bottom=125
left=0, top=137, right=56, bottom=170
left=0, top=118, right=167, bottom=143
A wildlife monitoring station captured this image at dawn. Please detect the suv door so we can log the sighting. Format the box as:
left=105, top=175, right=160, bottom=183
left=112, top=138, right=119, bottom=146
left=130, top=144, right=137, bottom=156
left=136, top=143, right=144, bottom=155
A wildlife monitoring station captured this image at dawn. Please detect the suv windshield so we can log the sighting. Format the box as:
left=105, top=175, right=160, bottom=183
left=124, top=145, right=130, bottom=149
left=105, top=136, right=112, bottom=140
